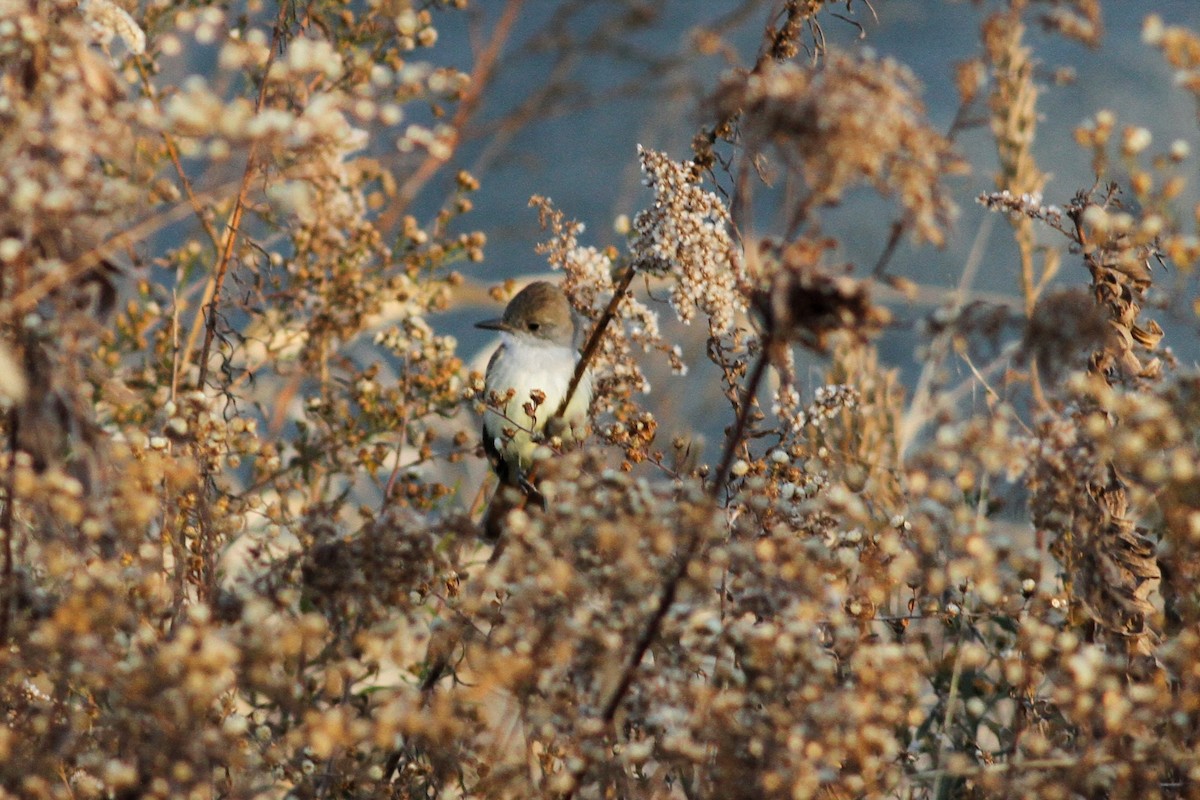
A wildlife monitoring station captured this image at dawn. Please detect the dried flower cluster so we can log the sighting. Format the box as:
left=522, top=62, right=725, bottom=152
left=750, top=237, right=892, bottom=353
left=716, top=51, right=964, bottom=245
left=529, top=195, right=678, bottom=396
left=630, top=146, right=747, bottom=333
left=6, top=2, right=1200, bottom=800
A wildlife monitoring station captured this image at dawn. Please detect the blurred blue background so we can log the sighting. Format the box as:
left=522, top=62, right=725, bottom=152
left=406, top=0, right=1200, bottom=448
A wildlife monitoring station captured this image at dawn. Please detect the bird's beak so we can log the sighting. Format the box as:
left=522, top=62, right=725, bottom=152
left=475, top=317, right=509, bottom=332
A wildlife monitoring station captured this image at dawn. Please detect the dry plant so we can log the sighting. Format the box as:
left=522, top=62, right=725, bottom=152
left=6, top=1, right=1200, bottom=799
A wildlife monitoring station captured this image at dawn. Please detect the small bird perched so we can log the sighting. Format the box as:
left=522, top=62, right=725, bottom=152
left=475, top=281, right=592, bottom=530
left=410, top=282, right=592, bottom=700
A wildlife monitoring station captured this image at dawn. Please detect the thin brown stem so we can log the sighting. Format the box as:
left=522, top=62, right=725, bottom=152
left=195, top=184, right=248, bottom=390
left=559, top=337, right=770, bottom=800
left=0, top=182, right=239, bottom=321
left=553, top=264, right=637, bottom=419
left=0, top=256, right=25, bottom=645
left=555, top=512, right=706, bottom=800
left=382, top=369, right=412, bottom=508
left=598, top=522, right=702, bottom=725
left=195, top=2, right=289, bottom=389
left=691, top=0, right=821, bottom=179
left=0, top=409, right=17, bottom=644
left=871, top=220, right=906, bottom=277
left=134, top=55, right=226, bottom=374
left=710, top=340, right=771, bottom=498
left=872, top=101, right=971, bottom=279
left=382, top=0, right=525, bottom=228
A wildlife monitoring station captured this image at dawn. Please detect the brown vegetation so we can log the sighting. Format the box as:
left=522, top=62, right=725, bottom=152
left=3, top=0, right=1200, bottom=798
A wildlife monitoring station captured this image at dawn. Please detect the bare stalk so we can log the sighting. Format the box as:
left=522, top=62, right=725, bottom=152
left=709, top=341, right=770, bottom=498
left=0, top=184, right=238, bottom=322
left=552, top=264, right=637, bottom=420
left=0, top=254, right=24, bottom=644
left=382, top=0, right=526, bottom=228
left=872, top=101, right=973, bottom=278
left=599, top=520, right=702, bottom=724
left=195, top=2, right=289, bottom=389
left=559, top=339, right=770, bottom=800
left=0, top=410, right=16, bottom=643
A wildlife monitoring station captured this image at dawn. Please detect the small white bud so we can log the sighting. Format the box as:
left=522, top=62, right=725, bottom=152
left=1142, top=14, right=1165, bottom=45
left=1123, top=127, right=1152, bottom=155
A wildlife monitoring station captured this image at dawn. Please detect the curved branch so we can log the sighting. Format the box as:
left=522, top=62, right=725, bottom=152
left=552, top=264, right=636, bottom=419
left=195, top=2, right=289, bottom=389
left=558, top=337, right=771, bottom=800
left=709, top=339, right=770, bottom=498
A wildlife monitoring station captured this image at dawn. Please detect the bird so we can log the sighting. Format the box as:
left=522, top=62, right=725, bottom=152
left=475, top=281, right=592, bottom=537
left=409, top=282, right=593, bottom=702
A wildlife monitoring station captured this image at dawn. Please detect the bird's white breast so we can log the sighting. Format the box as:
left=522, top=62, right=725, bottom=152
left=484, top=333, right=592, bottom=466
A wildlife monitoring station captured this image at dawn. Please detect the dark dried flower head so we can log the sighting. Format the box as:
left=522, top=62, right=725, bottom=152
left=749, top=238, right=890, bottom=352
left=1019, top=287, right=1110, bottom=383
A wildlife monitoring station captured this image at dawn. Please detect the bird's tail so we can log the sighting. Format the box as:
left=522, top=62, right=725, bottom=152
left=481, top=477, right=544, bottom=543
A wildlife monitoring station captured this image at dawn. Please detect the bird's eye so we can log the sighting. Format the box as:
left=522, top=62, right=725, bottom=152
left=528, top=322, right=540, bottom=331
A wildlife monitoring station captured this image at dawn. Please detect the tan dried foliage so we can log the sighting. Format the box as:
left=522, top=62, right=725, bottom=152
left=717, top=51, right=964, bottom=245
left=6, top=1, right=1200, bottom=799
